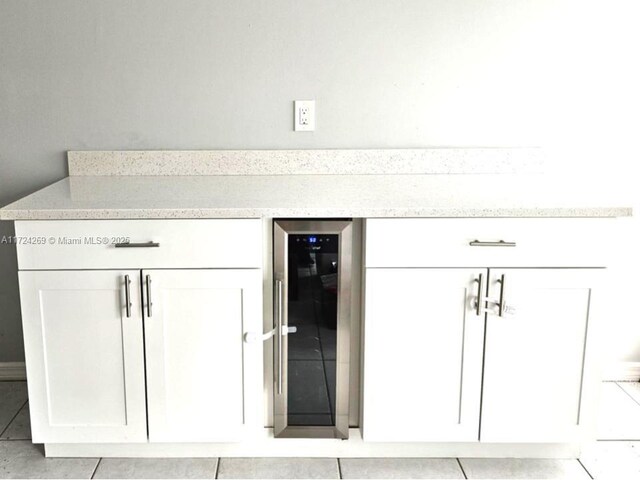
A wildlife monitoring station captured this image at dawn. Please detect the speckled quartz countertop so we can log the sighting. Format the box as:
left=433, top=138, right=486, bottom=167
left=0, top=173, right=631, bottom=220
left=0, top=150, right=632, bottom=219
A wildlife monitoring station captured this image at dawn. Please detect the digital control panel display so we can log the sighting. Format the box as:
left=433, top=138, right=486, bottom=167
left=290, top=234, right=338, bottom=253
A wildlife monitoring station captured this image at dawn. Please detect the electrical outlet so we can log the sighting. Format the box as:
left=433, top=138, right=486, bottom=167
left=299, top=107, right=310, bottom=125
left=294, top=100, right=315, bottom=131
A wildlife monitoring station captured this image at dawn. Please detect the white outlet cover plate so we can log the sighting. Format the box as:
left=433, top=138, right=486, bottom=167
left=294, top=100, right=315, bottom=132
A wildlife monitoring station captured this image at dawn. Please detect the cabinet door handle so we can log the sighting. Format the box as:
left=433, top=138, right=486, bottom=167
left=497, top=274, right=506, bottom=317
left=124, top=275, right=132, bottom=318
left=146, top=274, right=153, bottom=317
left=469, top=240, right=516, bottom=247
left=474, top=273, right=484, bottom=316
left=115, top=241, right=160, bottom=248
left=275, top=279, right=284, bottom=395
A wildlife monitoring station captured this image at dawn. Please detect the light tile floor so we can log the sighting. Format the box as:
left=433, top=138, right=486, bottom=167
left=1, top=380, right=640, bottom=479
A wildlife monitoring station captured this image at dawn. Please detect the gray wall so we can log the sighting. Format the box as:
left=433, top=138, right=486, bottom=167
left=1, top=1, right=638, bottom=363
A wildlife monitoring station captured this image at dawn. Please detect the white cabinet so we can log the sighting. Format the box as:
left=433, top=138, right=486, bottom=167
left=363, top=219, right=608, bottom=445
left=480, top=269, right=601, bottom=443
left=16, top=219, right=263, bottom=445
left=144, top=269, right=262, bottom=442
left=363, top=269, right=485, bottom=442
left=18, top=270, right=147, bottom=443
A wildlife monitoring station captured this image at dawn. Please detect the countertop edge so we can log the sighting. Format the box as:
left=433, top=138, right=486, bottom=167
left=0, top=207, right=632, bottom=221
left=0, top=175, right=632, bottom=221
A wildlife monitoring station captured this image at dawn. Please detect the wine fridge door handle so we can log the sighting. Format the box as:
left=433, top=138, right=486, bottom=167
left=276, top=279, right=284, bottom=395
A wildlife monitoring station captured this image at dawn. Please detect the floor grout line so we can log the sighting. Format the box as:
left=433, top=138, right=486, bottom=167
left=90, top=458, right=102, bottom=479
left=615, top=381, right=640, bottom=408
left=577, top=458, right=594, bottom=480
left=337, top=457, right=343, bottom=479
left=456, top=458, right=468, bottom=479
left=0, top=399, right=28, bottom=439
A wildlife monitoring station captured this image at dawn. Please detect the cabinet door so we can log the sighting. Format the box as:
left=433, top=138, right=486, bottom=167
left=18, top=270, right=146, bottom=443
left=363, top=268, right=486, bottom=441
left=144, top=269, right=262, bottom=442
left=481, top=268, right=601, bottom=442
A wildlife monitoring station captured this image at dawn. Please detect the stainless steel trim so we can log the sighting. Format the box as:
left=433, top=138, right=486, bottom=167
left=276, top=279, right=284, bottom=395
left=145, top=274, right=153, bottom=317
left=497, top=273, right=506, bottom=317
left=272, top=221, right=288, bottom=438
left=469, top=240, right=516, bottom=247
left=474, top=273, right=483, bottom=316
left=115, top=241, right=160, bottom=248
left=124, top=275, right=132, bottom=318
left=272, top=219, right=352, bottom=439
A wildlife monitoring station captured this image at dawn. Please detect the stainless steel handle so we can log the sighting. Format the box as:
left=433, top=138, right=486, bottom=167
left=276, top=279, right=284, bottom=395
left=115, top=241, right=160, bottom=248
left=469, top=240, right=516, bottom=247
left=497, top=274, right=506, bottom=317
left=146, top=275, right=153, bottom=317
left=124, top=275, right=132, bottom=318
left=474, top=273, right=483, bottom=316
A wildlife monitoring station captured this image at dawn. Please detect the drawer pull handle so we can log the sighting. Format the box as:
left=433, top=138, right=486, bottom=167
left=115, top=241, right=160, bottom=248
left=469, top=240, right=516, bottom=247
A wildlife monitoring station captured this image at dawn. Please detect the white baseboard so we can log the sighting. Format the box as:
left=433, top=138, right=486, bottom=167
left=602, top=361, right=640, bottom=382
left=44, top=429, right=582, bottom=458
left=0, top=362, right=26, bottom=381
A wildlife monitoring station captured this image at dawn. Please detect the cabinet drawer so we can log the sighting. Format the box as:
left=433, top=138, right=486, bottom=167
left=365, top=218, right=612, bottom=268
left=15, top=219, right=262, bottom=270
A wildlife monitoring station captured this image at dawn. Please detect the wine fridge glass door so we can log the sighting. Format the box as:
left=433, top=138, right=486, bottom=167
left=273, top=220, right=352, bottom=439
